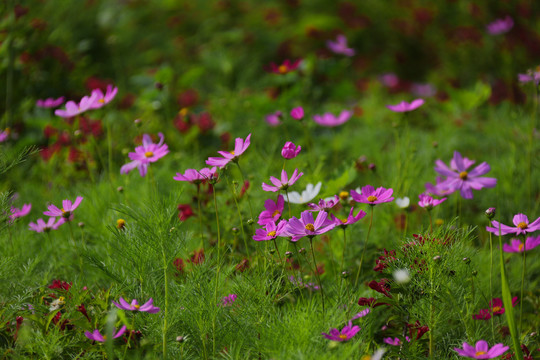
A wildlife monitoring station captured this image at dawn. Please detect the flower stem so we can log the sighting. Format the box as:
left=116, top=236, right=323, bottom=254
left=355, top=206, right=374, bottom=287
left=488, top=230, right=495, bottom=341
left=161, top=233, right=169, bottom=358
left=519, top=242, right=526, bottom=333
left=197, top=184, right=205, bottom=253
left=235, top=162, right=254, bottom=220
left=212, top=184, right=221, bottom=357
left=309, top=237, right=325, bottom=316
left=285, top=189, right=292, bottom=218
left=272, top=238, right=283, bottom=263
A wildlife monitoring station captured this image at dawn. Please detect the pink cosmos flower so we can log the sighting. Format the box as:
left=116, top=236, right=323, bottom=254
left=10, top=204, right=31, bottom=220
left=290, top=107, right=304, bottom=120
left=486, top=214, right=540, bottom=236
left=36, top=97, right=65, bottom=108
left=258, top=195, right=285, bottom=225
left=281, top=142, right=301, bottom=159
left=379, top=73, right=399, bottom=88
left=330, top=207, right=367, bottom=227
left=120, top=133, right=169, bottom=177
left=265, top=111, right=282, bottom=126
left=425, top=176, right=454, bottom=197
left=43, top=196, right=83, bottom=221
left=0, top=129, right=9, bottom=142
left=262, top=169, right=303, bottom=192
left=322, top=321, right=360, bottom=342
left=286, top=210, right=336, bottom=241
left=89, top=85, right=118, bottom=109
left=327, top=35, right=355, bottom=57
left=418, top=194, right=446, bottom=210
left=206, top=133, right=251, bottom=168
left=503, top=236, right=540, bottom=253
left=351, top=185, right=394, bottom=205
left=434, top=151, right=497, bottom=199
left=267, top=59, right=302, bottom=75
left=54, top=93, right=99, bottom=118
left=518, top=69, right=540, bottom=85
left=252, top=220, right=288, bottom=241
left=473, top=297, right=518, bottom=320
left=351, top=308, right=370, bottom=320
left=472, top=309, right=492, bottom=320
left=312, top=110, right=352, bottom=127
left=221, top=294, right=238, bottom=307
left=29, top=217, right=65, bottom=232
left=411, top=83, right=436, bottom=97
left=386, top=99, right=425, bottom=112
left=383, top=337, right=410, bottom=346
left=112, top=297, right=160, bottom=313
left=454, top=340, right=509, bottom=359
left=174, top=167, right=217, bottom=184
left=486, top=16, right=514, bottom=35
left=85, top=326, right=127, bottom=342
left=308, top=196, right=340, bottom=211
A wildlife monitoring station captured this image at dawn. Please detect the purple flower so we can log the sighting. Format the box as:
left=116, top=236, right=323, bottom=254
left=290, top=107, right=304, bottom=120
left=174, top=167, right=217, bottom=184
left=112, top=297, right=160, bottom=313
left=386, top=99, right=424, bottom=112
left=84, top=326, right=127, bottom=342
left=89, top=85, right=118, bottom=109
left=308, top=196, right=340, bottom=211
left=265, top=111, right=282, bottom=126
left=486, top=16, right=513, bottom=35
left=10, top=204, right=31, bottom=220
left=286, top=210, right=336, bottom=241
left=425, top=176, right=454, bottom=197
left=36, top=97, right=65, bottom=108
left=351, top=308, right=370, bottom=320
left=221, top=294, right=237, bottom=307
left=417, top=194, right=446, bottom=210
left=121, top=133, right=169, bottom=177
left=262, top=169, right=303, bottom=192
left=326, top=35, right=355, bottom=57
left=43, top=196, right=83, bottom=221
left=258, top=195, right=285, bottom=225
left=503, top=236, right=540, bottom=253
left=454, top=340, right=509, bottom=359
left=313, top=110, right=352, bottom=127
left=518, top=69, right=540, bottom=85
left=351, top=185, right=394, bottom=205
left=379, top=73, right=399, bottom=88
left=434, top=151, right=497, bottom=199
left=54, top=93, right=99, bottom=118
left=411, top=83, right=436, bottom=97
left=486, top=214, right=540, bottom=236
left=0, top=129, right=9, bottom=142
left=281, top=142, right=301, bottom=159
left=383, top=337, right=409, bottom=346
left=206, top=133, right=251, bottom=168
left=29, top=217, right=65, bottom=232
left=322, top=321, right=360, bottom=342
left=253, top=220, right=288, bottom=241
left=330, top=207, right=367, bottom=227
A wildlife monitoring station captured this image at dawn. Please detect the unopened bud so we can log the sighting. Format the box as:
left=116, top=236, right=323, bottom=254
left=117, top=186, right=124, bottom=193
left=285, top=251, right=293, bottom=259
left=298, top=247, right=306, bottom=254
left=433, top=255, right=441, bottom=262
left=485, top=207, right=496, bottom=220
left=246, top=219, right=254, bottom=225
left=116, top=219, right=126, bottom=230
left=134, top=118, right=142, bottom=127
left=176, top=335, right=185, bottom=343
left=341, top=271, right=349, bottom=279
left=471, top=270, right=478, bottom=276
left=463, top=257, right=470, bottom=265
left=155, top=82, right=164, bottom=90
left=269, top=249, right=275, bottom=255
left=231, top=227, right=239, bottom=234
left=78, top=222, right=85, bottom=228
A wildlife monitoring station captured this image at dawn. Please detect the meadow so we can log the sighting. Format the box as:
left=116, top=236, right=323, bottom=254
left=0, top=1, right=539, bottom=359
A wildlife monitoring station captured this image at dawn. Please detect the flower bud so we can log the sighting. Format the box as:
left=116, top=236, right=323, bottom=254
left=117, top=186, right=124, bottom=193
left=176, top=335, right=186, bottom=343
left=290, top=106, right=304, bottom=120
left=231, top=227, right=239, bottom=234
left=433, top=255, right=441, bottom=262
left=485, top=207, right=496, bottom=220
left=471, top=270, right=478, bottom=276
left=116, top=219, right=126, bottom=230
left=246, top=218, right=254, bottom=225
left=269, top=249, right=276, bottom=255
left=463, top=257, right=470, bottom=265
left=78, top=222, right=85, bottom=228
left=298, top=247, right=306, bottom=254
left=341, top=271, right=349, bottom=278
left=281, top=141, right=301, bottom=159
left=285, top=251, right=293, bottom=259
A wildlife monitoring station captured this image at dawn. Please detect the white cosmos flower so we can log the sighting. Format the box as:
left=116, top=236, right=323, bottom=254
left=285, top=182, right=322, bottom=204
left=395, top=197, right=410, bottom=209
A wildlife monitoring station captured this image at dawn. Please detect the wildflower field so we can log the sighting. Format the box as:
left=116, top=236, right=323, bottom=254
left=1, top=1, right=540, bottom=359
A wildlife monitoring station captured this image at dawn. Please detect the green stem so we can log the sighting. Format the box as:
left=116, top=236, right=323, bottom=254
left=519, top=242, right=526, bottom=333
left=309, top=237, right=325, bottom=316
left=212, top=184, right=221, bottom=357
left=285, top=189, right=292, bottom=218
left=272, top=238, right=283, bottom=263
left=429, top=262, right=434, bottom=359
left=197, top=184, right=205, bottom=252
left=235, top=162, right=254, bottom=220
left=123, top=317, right=136, bottom=358
left=355, top=206, right=374, bottom=287
left=489, top=231, right=495, bottom=341
left=161, top=235, right=169, bottom=358
left=226, top=173, right=249, bottom=256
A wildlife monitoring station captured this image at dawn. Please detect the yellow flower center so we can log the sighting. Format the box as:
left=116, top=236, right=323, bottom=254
left=59, top=296, right=65, bottom=303
left=145, top=151, right=154, bottom=158
left=117, top=219, right=126, bottom=229
left=475, top=351, right=487, bottom=356
left=102, top=335, right=107, bottom=340
left=435, top=218, right=444, bottom=226
left=339, top=191, right=349, bottom=200
left=338, top=334, right=348, bottom=340
left=517, top=222, right=527, bottom=229
left=367, top=195, right=377, bottom=202
left=278, top=65, right=288, bottom=74
left=361, top=356, right=372, bottom=360
left=267, top=231, right=277, bottom=237
left=305, top=223, right=315, bottom=231
left=61, top=208, right=65, bottom=213
left=341, top=218, right=348, bottom=223
left=272, top=210, right=280, bottom=217
left=134, top=304, right=140, bottom=309
left=518, top=243, right=524, bottom=251
left=98, top=98, right=105, bottom=103
left=492, top=306, right=501, bottom=313
left=230, top=151, right=235, bottom=155
left=179, top=107, right=189, bottom=116
left=459, top=171, right=468, bottom=180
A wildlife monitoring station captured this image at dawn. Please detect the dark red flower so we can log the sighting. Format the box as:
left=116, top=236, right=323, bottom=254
left=266, top=59, right=301, bottom=75
left=189, top=249, right=205, bottom=265
left=177, top=89, right=199, bottom=108
left=239, top=180, right=250, bottom=198
left=407, top=320, right=429, bottom=340
left=14, top=5, right=29, bottom=19
left=76, top=304, right=91, bottom=322
left=358, top=297, right=388, bottom=307
left=194, top=112, right=215, bottom=133
left=178, top=204, right=195, bottom=221
left=235, top=258, right=249, bottom=272
left=173, top=258, right=185, bottom=275
left=48, top=279, right=72, bottom=291
left=85, top=76, right=113, bottom=92
left=368, top=279, right=392, bottom=298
